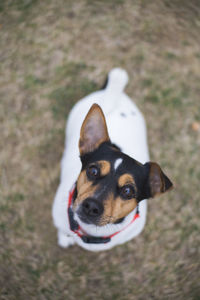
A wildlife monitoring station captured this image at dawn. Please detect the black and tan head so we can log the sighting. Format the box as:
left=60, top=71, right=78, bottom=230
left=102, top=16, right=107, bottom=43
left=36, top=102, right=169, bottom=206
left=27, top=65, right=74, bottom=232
left=73, top=104, right=173, bottom=226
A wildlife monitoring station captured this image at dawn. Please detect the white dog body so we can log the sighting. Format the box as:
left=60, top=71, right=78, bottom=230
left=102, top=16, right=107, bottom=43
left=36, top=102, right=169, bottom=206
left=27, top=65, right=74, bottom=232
left=52, top=68, right=150, bottom=251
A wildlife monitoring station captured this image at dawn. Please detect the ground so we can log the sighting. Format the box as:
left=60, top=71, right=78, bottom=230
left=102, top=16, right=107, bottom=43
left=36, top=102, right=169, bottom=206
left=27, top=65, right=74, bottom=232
left=0, top=1, right=200, bottom=299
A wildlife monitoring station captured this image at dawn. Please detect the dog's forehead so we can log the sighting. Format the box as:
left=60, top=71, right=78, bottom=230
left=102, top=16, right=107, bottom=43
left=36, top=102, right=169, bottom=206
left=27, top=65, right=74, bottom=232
left=81, top=142, right=144, bottom=178
left=81, top=143, right=124, bottom=168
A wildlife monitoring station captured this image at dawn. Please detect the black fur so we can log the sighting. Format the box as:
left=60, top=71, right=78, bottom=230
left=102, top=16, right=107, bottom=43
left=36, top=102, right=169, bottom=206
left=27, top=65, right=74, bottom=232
left=80, top=142, right=150, bottom=203
left=78, top=141, right=172, bottom=225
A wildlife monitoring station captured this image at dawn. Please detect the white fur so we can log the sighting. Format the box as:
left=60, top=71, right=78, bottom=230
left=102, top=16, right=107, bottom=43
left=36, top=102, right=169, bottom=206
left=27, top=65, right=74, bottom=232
left=114, top=158, right=123, bottom=171
left=52, top=68, right=150, bottom=251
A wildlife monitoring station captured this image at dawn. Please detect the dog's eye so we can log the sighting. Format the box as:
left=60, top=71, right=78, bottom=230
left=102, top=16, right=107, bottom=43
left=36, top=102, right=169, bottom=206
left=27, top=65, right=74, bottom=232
left=120, top=185, right=135, bottom=199
left=86, top=165, right=100, bottom=180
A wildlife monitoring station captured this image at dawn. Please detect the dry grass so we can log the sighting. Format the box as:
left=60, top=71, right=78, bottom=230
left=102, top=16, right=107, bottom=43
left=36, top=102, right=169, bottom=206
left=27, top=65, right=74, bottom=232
left=0, top=1, right=200, bottom=299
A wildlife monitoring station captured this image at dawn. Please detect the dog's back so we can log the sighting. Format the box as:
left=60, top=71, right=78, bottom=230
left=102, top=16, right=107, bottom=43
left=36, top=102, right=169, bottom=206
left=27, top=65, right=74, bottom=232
left=61, top=68, right=149, bottom=182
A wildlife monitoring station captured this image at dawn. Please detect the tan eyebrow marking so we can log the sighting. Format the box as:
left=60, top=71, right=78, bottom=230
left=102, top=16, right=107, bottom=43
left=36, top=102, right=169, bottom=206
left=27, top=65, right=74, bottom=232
left=98, top=160, right=111, bottom=176
left=118, top=174, right=136, bottom=188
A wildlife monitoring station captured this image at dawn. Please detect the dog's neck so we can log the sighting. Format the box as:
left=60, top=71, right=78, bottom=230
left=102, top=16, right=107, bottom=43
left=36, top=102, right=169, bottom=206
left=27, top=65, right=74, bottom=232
left=73, top=209, right=138, bottom=237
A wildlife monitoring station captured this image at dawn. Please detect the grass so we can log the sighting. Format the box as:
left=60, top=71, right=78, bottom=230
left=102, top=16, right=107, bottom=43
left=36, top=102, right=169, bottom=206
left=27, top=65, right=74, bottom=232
left=50, top=78, right=98, bottom=119
left=0, top=0, right=200, bottom=299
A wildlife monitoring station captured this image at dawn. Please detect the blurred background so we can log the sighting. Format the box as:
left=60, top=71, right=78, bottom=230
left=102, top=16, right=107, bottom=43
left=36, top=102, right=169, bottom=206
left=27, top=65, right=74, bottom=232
left=0, top=1, right=200, bottom=299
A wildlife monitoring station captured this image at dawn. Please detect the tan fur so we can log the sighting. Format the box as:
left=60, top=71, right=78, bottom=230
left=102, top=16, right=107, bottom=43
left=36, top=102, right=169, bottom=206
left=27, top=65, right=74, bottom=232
left=118, top=174, right=136, bottom=190
left=101, top=194, right=137, bottom=225
left=73, top=171, right=98, bottom=210
left=98, top=160, right=111, bottom=176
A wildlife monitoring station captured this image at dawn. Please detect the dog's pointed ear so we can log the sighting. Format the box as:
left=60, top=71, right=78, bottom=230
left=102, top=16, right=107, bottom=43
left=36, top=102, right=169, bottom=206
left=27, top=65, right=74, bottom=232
left=79, top=104, right=110, bottom=156
left=144, top=162, right=173, bottom=198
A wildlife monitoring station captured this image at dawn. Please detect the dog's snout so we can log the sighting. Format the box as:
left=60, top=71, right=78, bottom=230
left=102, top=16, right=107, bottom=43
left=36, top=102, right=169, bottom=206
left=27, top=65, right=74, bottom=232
left=82, top=198, right=103, bottom=217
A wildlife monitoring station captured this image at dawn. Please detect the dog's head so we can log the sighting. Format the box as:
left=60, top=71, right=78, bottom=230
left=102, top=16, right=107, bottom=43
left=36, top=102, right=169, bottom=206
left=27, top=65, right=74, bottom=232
left=73, top=104, right=173, bottom=226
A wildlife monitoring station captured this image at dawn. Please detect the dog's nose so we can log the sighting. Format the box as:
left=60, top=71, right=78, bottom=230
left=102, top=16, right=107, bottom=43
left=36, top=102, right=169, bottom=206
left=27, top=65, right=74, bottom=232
left=82, top=198, right=103, bottom=217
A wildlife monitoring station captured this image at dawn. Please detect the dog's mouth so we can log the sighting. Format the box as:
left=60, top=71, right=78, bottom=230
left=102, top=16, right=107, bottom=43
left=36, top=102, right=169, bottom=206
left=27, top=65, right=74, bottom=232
left=75, top=207, right=122, bottom=226
left=75, top=210, right=125, bottom=227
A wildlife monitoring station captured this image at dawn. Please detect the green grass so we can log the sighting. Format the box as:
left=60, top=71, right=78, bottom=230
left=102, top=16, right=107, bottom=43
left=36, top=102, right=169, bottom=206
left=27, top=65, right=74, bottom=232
left=50, top=78, right=98, bottom=119
left=0, top=0, right=39, bottom=13
left=24, top=75, right=46, bottom=90
left=144, top=87, right=183, bottom=107
left=0, top=0, right=200, bottom=299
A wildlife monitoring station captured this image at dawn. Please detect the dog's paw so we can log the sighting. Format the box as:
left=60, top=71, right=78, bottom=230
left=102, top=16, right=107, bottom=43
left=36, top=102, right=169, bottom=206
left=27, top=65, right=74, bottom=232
left=58, top=231, right=75, bottom=248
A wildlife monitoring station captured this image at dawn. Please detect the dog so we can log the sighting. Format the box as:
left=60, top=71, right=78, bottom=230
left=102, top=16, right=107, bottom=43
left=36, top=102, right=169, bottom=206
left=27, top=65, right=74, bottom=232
left=52, top=68, right=173, bottom=251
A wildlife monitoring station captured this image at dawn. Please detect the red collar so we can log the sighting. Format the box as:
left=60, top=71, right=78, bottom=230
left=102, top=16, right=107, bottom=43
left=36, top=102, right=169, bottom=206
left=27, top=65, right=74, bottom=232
left=67, top=186, right=140, bottom=244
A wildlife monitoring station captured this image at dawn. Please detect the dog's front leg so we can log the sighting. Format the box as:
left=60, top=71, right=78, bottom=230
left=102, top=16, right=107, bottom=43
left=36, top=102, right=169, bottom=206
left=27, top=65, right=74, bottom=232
left=57, top=230, right=75, bottom=248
